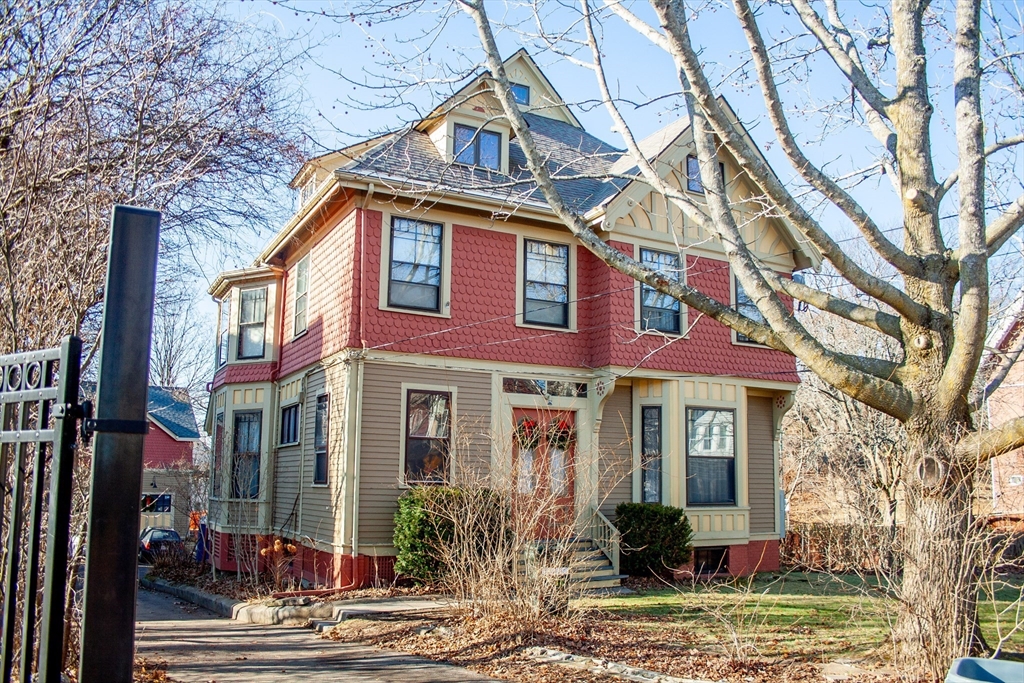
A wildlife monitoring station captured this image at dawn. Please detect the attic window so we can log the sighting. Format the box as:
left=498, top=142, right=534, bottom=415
left=685, top=154, right=726, bottom=193
left=454, top=124, right=500, bottom=170
left=510, top=83, right=530, bottom=105
left=299, top=176, right=317, bottom=206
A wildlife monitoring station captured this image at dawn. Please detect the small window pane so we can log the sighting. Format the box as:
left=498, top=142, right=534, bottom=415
left=510, top=83, right=530, bottom=105
left=314, top=395, right=329, bottom=485
left=641, top=406, right=662, bottom=504
left=405, top=391, right=451, bottom=484
left=479, top=130, right=500, bottom=170
left=454, top=124, right=476, bottom=165
left=686, top=155, right=702, bottom=192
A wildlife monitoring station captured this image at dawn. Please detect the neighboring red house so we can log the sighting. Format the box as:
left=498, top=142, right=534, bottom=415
left=140, top=386, right=200, bottom=535
left=206, top=51, right=818, bottom=587
left=987, top=297, right=1024, bottom=522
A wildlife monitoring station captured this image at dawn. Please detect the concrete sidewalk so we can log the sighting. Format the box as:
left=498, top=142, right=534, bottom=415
left=136, top=584, right=495, bottom=682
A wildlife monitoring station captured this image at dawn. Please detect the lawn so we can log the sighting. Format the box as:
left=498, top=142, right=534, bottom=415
left=586, top=572, right=1024, bottom=664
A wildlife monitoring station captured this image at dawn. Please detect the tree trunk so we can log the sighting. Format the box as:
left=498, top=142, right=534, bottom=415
left=894, top=420, right=981, bottom=677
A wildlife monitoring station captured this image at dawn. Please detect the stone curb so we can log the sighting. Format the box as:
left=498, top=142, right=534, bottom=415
left=140, top=577, right=335, bottom=625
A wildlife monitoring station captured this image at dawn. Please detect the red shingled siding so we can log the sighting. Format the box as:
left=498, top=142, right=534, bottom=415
left=143, top=425, right=193, bottom=469
left=278, top=209, right=362, bottom=377
left=355, top=209, right=796, bottom=381
left=212, top=362, right=274, bottom=390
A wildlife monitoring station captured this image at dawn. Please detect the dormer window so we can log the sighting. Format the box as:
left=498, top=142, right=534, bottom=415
left=510, top=83, right=530, bottom=105
left=299, top=176, right=317, bottom=206
left=454, top=124, right=500, bottom=170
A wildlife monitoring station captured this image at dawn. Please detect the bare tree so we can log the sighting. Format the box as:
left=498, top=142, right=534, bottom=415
left=0, top=0, right=306, bottom=356
left=302, top=0, right=1024, bottom=673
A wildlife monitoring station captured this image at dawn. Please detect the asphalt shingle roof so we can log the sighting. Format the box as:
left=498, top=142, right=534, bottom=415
left=344, top=113, right=641, bottom=214
left=146, top=386, right=200, bottom=440
left=80, top=382, right=200, bottom=440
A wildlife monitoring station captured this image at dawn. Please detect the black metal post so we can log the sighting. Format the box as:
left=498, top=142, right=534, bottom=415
left=38, top=335, right=82, bottom=682
left=79, top=206, right=160, bottom=682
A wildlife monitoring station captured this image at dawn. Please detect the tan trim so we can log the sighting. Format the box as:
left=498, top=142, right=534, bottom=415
left=377, top=208, right=453, bottom=319
left=515, top=232, right=577, bottom=331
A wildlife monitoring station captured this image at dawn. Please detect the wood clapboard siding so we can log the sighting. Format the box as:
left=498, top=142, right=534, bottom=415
left=599, top=387, right=633, bottom=518
left=358, top=362, right=492, bottom=547
left=273, top=442, right=301, bottom=535
left=747, top=396, right=776, bottom=533
left=300, top=369, right=337, bottom=543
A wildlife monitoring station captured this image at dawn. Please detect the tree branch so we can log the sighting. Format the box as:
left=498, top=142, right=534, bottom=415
left=956, top=417, right=1024, bottom=465
left=939, top=134, right=1024, bottom=200
left=981, top=326, right=1024, bottom=403
left=764, top=270, right=904, bottom=339
left=734, top=0, right=922, bottom=279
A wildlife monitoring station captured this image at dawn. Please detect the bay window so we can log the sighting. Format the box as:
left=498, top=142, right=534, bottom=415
left=232, top=410, right=262, bottom=499
left=237, top=287, right=267, bottom=359
left=641, top=406, right=662, bottom=504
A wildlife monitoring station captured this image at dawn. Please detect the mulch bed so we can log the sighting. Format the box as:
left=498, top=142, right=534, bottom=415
left=324, top=608, right=900, bottom=683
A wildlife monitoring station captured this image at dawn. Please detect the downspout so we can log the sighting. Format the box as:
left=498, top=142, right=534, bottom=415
left=266, top=267, right=286, bottom=535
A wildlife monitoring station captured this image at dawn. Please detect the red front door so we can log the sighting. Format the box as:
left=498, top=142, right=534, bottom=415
left=512, top=408, right=575, bottom=534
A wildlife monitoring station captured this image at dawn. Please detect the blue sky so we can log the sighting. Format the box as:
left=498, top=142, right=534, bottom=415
left=195, top=0, right=1021, bottom=314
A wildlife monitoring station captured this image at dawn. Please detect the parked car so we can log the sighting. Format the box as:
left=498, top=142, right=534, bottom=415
left=139, top=527, right=184, bottom=564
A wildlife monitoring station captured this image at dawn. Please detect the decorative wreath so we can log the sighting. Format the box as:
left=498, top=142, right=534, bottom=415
left=547, top=418, right=575, bottom=451
left=515, top=417, right=541, bottom=450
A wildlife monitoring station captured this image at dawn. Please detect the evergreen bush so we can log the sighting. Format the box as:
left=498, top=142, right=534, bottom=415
left=615, top=502, right=693, bottom=577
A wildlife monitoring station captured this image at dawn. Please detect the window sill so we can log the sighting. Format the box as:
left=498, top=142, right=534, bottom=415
left=291, top=329, right=309, bottom=342
left=310, top=483, right=329, bottom=488
left=731, top=338, right=770, bottom=349
left=278, top=441, right=300, bottom=448
left=516, top=321, right=577, bottom=334
left=684, top=504, right=750, bottom=512
left=380, top=304, right=451, bottom=319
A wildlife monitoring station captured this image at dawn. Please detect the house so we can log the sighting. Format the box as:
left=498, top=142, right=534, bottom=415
left=139, top=386, right=201, bottom=534
left=205, top=50, right=817, bottom=587
left=985, top=297, right=1024, bottom=524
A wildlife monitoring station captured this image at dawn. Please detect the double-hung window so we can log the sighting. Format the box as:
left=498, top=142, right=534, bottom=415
left=686, top=408, right=735, bottom=506
left=280, top=404, right=299, bottom=446
left=217, top=296, right=230, bottom=366
left=640, top=249, right=683, bottom=334
left=641, top=406, right=662, bottom=504
left=685, top=154, right=726, bottom=193
left=294, top=255, right=309, bottom=336
left=454, top=124, right=500, bottom=170
left=734, top=277, right=765, bottom=344
left=313, top=395, right=329, bottom=485
left=523, top=239, right=569, bottom=328
left=389, top=218, right=443, bottom=312
left=232, top=411, right=262, bottom=499
left=404, top=390, right=451, bottom=484
left=237, top=288, right=267, bottom=359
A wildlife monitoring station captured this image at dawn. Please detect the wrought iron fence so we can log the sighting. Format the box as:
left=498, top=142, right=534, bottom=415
left=0, top=337, right=82, bottom=683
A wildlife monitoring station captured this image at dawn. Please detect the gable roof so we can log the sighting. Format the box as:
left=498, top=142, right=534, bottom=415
left=79, top=383, right=201, bottom=441
left=147, top=386, right=201, bottom=441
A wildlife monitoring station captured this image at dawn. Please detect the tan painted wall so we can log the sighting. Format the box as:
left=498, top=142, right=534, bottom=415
left=299, top=369, right=338, bottom=543
left=357, top=362, right=492, bottom=548
left=747, top=396, right=776, bottom=534
left=599, top=386, right=633, bottom=518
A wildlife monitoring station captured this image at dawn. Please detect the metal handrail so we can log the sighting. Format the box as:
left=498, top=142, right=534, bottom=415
left=586, top=505, right=620, bottom=575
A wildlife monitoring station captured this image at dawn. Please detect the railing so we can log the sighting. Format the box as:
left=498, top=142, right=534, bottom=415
left=585, top=505, right=620, bottom=575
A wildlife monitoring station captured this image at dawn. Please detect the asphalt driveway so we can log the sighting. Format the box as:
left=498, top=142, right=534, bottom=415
left=135, top=584, right=494, bottom=682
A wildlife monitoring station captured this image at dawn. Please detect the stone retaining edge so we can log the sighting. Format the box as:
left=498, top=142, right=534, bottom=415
left=139, top=577, right=335, bottom=625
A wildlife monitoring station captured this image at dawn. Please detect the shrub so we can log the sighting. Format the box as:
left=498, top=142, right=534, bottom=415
left=615, top=502, right=693, bottom=577
left=393, top=487, right=455, bottom=583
